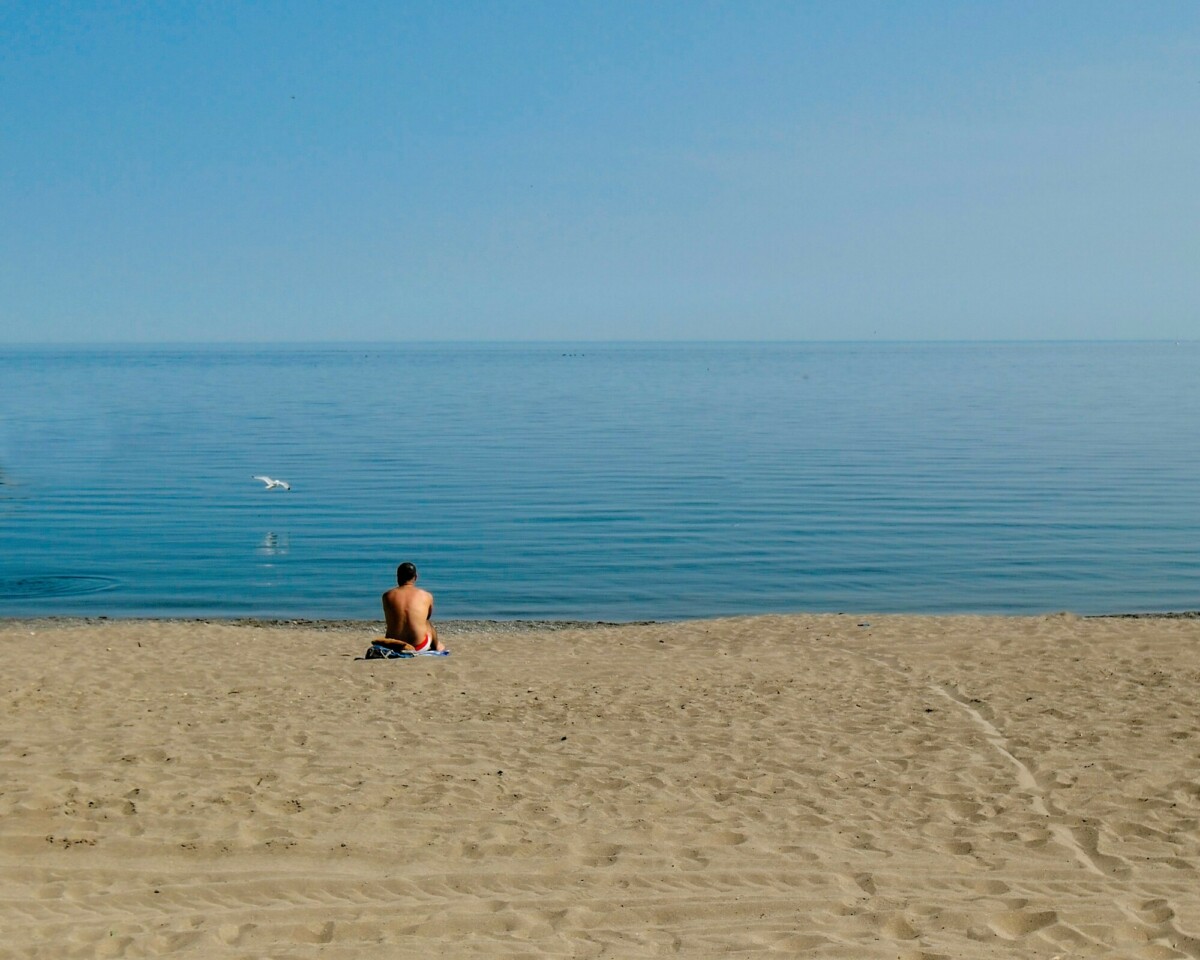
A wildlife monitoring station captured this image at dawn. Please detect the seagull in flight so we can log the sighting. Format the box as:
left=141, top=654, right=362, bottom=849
left=253, top=475, right=292, bottom=491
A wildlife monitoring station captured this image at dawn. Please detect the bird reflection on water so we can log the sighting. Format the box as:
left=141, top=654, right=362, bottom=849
left=258, top=532, right=289, bottom=557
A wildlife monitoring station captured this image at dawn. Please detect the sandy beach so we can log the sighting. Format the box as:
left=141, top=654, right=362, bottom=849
left=2, top=613, right=1198, bottom=958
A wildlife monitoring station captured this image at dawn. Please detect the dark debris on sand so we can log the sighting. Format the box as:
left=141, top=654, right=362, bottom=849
left=1091, top=611, right=1200, bottom=620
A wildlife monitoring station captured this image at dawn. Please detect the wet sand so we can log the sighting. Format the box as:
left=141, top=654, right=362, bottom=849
left=2, top=613, right=1199, bottom=958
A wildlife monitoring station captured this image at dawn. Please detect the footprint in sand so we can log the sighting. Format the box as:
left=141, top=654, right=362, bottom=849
left=853, top=872, right=876, bottom=894
left=880, top=914, right=920, bottom=940
left=291, top=920, right=336, bottom=944
left=1131, top=899, right=1174, bottom=924
left=216, top=922, right=255, bottom=945
left=988, top=908, right=1058, bottom=939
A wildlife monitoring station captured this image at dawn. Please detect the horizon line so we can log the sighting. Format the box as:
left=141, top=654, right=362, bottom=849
left=2, top=337, right=1197, bottom=348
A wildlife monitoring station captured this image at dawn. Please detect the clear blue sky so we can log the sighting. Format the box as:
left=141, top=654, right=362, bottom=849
left=2, top=1, right=1196, bottom=342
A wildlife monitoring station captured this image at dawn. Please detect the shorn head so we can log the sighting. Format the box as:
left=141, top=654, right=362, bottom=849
left=396, top=562, right=418, bottom=585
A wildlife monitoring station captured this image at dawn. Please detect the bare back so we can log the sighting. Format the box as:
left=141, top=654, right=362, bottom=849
left=382, top=583, right=435, bottom=646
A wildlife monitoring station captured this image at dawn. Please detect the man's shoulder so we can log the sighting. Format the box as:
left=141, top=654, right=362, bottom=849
left=384, top=585, right=430, bottom=601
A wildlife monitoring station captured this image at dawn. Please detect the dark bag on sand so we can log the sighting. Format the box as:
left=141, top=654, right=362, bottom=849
left=364, top=643, right=414, bottom=660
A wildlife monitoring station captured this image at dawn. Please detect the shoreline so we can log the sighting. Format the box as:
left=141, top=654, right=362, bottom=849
left=0, top=616, right=660, bottom=635
left=3, top=608, right=1199, bottom=632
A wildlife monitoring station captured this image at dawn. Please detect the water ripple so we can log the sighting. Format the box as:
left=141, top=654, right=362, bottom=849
left=0, top=575, right=120, bottom=601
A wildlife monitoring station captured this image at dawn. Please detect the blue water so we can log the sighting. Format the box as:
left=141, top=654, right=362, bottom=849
left=1, top=342, right=1198, bottom=620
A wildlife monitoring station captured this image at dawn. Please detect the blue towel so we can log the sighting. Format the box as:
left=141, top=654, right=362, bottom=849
left=364, top=643, right=450, bottom=659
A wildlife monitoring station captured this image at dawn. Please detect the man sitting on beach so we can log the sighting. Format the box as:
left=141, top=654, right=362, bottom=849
left=375, top=562, right=445, bottom=653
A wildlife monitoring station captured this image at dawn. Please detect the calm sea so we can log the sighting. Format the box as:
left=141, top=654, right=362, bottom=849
left=1, top=342, right=1197, bottom=620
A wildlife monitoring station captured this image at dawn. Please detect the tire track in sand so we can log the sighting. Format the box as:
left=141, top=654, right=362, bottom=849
left=831, top=637, right=1200, bottom=958
left=825, top=642, right=1115, bottom=880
